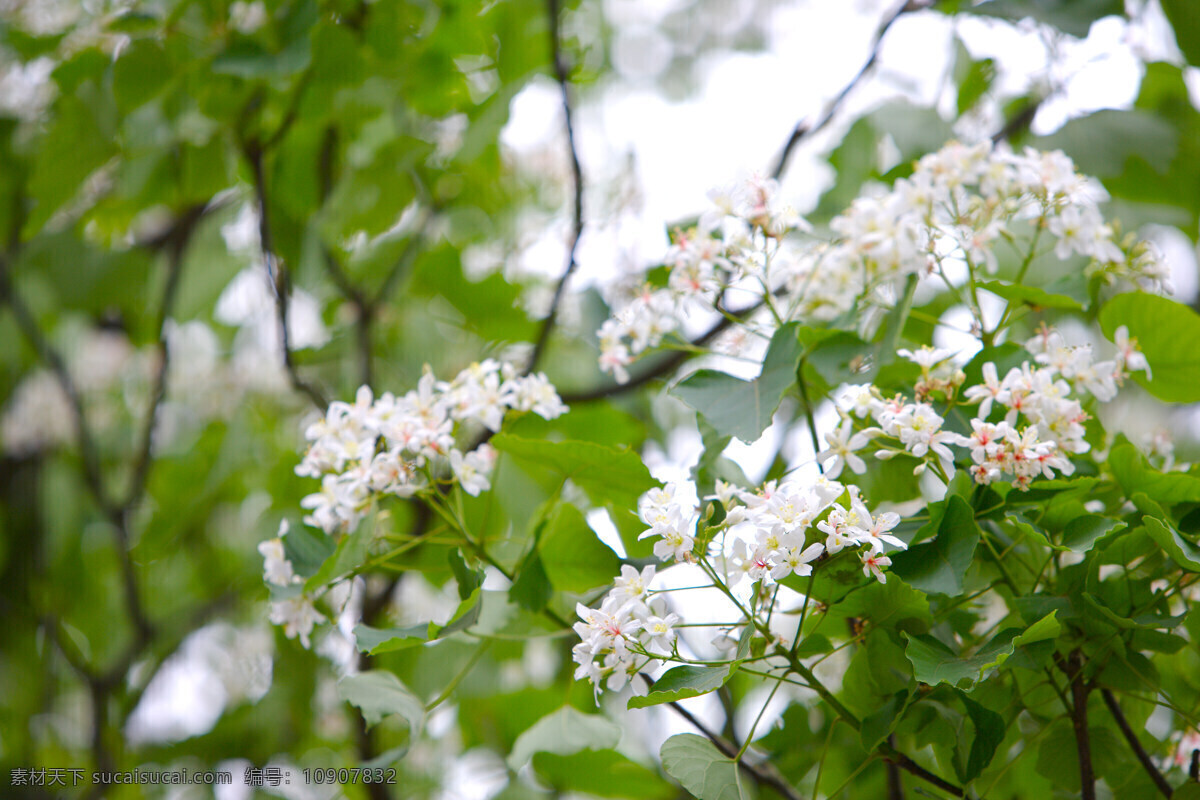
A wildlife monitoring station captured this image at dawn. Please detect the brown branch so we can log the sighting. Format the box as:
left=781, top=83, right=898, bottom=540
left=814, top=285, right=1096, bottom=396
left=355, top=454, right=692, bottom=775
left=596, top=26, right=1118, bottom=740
left=560, top=299, right=762, bottom=404
left=0, top=258, right=111, bottom=511
left=1057, top=650, right=1096, bottom=800
left=991, top=97, right=1043, bottom=145
left=124, top=203, right=208, bottom=510
left=771, top=0, right=934, bottom=180
left=315, top=126, right=374, bottom=388
left=878, top=744, right=963, bottom=797
left=527, top=0, right=585, bottom=375
left=246, top=142, right=328, bottom=410
left=1101, top=689, right=1172, bottom=797
left=885, top=734, right=905, bottom=799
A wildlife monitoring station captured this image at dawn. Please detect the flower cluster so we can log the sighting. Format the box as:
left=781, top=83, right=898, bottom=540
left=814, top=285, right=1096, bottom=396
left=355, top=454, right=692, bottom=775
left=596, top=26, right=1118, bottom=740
left=295, top=360, right=567, bottom=534
left=572, top=474, right=908, bottom=698
left=820, top=326, right=1150, bottom=491
left=596, top=140, right=1171, bottom=381
left=571, top=565, right=680, bottom=695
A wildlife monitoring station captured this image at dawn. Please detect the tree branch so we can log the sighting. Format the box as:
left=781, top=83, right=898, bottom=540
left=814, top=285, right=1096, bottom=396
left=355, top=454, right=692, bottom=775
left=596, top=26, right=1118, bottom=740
left=124, top=203, right=208, bottom=510
left=527, top=0, right=585, bottom=375
left=878, top=743, right=962, bottom=797
left=1058, top=650, right=1096, bottom=800
left=885, top=734, right=905, bottom=800
left=1101, top=689, right=1172, bottom=798
left=0, top=258, right=111, bottom=511
left=559, top=300, right=762, bottom=404
left=991, top=97, right=1043, bottom=145
left=771, top=0, right=933, bottom=180
left=246, top=142, right=328, bottom=410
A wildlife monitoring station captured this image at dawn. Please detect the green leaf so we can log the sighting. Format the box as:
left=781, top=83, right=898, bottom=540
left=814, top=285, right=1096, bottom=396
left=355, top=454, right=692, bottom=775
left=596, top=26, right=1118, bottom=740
left=889, top=495, right=980, bottom=595
left=967, top=0, right=1123, bottom=38
left=26, top=95, right=117, bottom=235
left=490, top=434, right=655, bottom=557
left=448, top=549, right=483, bottom=600
left=432, top=589, right=484, bottom=638
left=338, top=670, right=424, bottom=730
left=490, top=435, right=652, bottom=509
left=532, top=750, right=674, bottom=799
left=794, top=633, right=833, bottom=658
left=1162, top=0, right=1200, bottom=66
left=1143, top=516, right=1200, bottom=572
left=1035, top=109, right=1177, bottom=177
left=628, top=664, right=738, bottom=709
left=1173, top=785, right=1200, bottom=800
left=659, top=734, right=745, bottom=800
left=1109, top=437, right=1200, bottom=505
left=904, top=612, right=1060, bottom=687
left=539, top=503, right=621, bottom=593
left=508, top=706, right=622, bottom=769
left=1100, top=292, right=1200, bottom=403
left=1061, top=515, right=1127, bottom=553
left=861, top=691, right=909, bottom=751
left=827, top=578, right=933, bottom=634
left=352, top=622, right=432, bottom=654
left=304, top=515, right=374, bottom=592
left=956, top=52, right=996, bottom=116
left=977, top=280, right=1083, bottom=311
left=112, top=40, right=172, bottom=111
left=959, top=692, right=1006, bottom=782
left=1035, top=719, right=1127, bottom=791
left=282, top=525, right=336, bottom=578
left=672, top=323, right=802, bottom=443
left=509, top=551, right=552, bottom=613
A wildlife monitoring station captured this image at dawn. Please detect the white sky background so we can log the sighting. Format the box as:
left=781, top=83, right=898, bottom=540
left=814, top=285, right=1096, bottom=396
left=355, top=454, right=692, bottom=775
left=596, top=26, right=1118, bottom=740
left=135, top=2, right=1200, bottom=798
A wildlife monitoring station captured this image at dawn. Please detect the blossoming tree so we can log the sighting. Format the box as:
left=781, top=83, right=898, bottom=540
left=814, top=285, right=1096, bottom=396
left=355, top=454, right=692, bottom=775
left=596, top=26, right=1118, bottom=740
left=4, top=1, right=1200, bottom=800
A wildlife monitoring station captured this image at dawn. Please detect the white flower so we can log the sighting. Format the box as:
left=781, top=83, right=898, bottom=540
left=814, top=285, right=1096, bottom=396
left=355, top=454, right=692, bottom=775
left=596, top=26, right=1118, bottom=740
left=897, top=346, right=956, bottom=369
left=817, top=421, right=872, bottom=479
left=269, top=594, right=326, bottom=648
left=259, top=521, right=299, bottom=586
left=892, top=403, right=956, bottom=459
left=860, top=550, right=892, bottom=584
left=612, top=564, right=656, bottom=603
left=771, top=542, right=824, bottom=580
left=1113, top=325, right=1150, bottom=380
left=857, top=511, right=905, bottom=553
left=963, top=362, right=1005, bottom=419
left=641, top=613, right=680, bottom=652
left=451, top=445, right=496, bottom=497
left=652, top=526, right=695, bottom=563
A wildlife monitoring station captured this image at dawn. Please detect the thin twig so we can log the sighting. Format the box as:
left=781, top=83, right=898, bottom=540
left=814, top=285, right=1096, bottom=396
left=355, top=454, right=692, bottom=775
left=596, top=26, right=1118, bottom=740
left=124, top=203, right=207, bottom=510
left=771, top=0, right=933, bottom=180
left=0, top=258, right=111, bottom=511
left=247, top=142, right=328, bottom=410
left=560, top=300, right=764, bottom=403
left=1101, top=689, right=1173, bottom=798
left=991, top=97, right=1042, bottom=144
left=879, top=744, right=963, bottom=797
left=527, top=0, right=585, bottom=375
